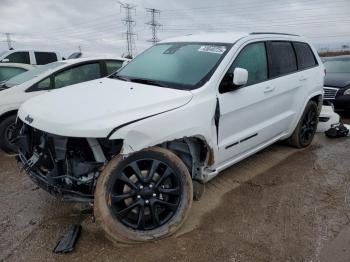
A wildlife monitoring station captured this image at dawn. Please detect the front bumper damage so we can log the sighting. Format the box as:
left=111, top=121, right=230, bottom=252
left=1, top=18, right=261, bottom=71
left=17, top=123, right=105, bottom=203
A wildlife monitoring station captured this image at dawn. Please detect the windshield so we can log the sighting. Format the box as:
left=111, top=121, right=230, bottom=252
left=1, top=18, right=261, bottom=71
left=324, top=59, right=350, bottom=73
left=111, top=42, right=232, bottom=90
left=6, top=62, right=65, bottom=86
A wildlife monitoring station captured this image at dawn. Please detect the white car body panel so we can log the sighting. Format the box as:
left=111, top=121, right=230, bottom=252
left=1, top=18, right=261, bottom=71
left=18, top=32, right=324, bottom=181
left=317, top=105, right=340, bottom=133
left=0, top=85, right=46, bottom=115
left=0, top=57, right=128, bottom=119
left=19, top=78, right=193, bottom=137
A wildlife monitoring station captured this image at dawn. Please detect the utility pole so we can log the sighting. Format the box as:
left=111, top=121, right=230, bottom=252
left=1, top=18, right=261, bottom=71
left=4, top=33, right=13, bottom=49
left=146, top=8, right=161, bottom=45
left=118, top=1, right=136, bottom=59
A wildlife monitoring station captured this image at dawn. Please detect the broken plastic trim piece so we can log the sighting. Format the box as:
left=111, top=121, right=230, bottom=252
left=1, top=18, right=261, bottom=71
left=225, top=133, right=258, bottom=149
left=53, top=225, right=82, bottom=254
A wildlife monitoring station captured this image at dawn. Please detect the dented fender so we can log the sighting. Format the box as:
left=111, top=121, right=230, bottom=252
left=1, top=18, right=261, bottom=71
left=108, top=93, right=218, bottom=165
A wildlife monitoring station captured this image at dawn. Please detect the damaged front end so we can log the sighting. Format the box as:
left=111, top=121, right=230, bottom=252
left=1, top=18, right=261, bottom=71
left=16, top=123, right=121, bottom=203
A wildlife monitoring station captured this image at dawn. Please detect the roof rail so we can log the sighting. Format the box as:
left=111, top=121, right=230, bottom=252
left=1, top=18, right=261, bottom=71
left=250, top=32, right=299, bottom=36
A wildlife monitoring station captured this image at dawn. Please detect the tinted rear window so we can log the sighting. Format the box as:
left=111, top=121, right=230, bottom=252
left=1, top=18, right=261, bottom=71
left=106, top=60, right=124, bottom=74
left=0, top=67, right=27, bottom=82
left=293, top=42, right=317, bottom=70
left=267, top=42, right=297, bottom=78
left=5, top=52, right=30, bottom=64
left=54, top=63, right=101, bottom=89
left=35, top=52, right=58, bottom=65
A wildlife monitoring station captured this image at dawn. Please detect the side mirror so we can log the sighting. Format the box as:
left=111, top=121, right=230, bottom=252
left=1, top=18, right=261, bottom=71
left=1, top=58, right=9, bottom=63
left=233, top=67, right=248, bottom=86
left=219, top=67, right=249, bottom=93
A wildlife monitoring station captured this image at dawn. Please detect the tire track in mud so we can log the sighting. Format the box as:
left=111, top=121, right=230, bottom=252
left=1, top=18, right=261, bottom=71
left=0, top=151, right=80, bottom=261
left=2, top=134, right=350, bottom=261
left=0, top=142, right=300, bottom=259
left=176, top=144, right=300, bottom=237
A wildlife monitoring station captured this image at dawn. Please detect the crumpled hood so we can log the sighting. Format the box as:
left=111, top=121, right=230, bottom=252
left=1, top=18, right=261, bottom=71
left=18, top=78, right=193, bottom=137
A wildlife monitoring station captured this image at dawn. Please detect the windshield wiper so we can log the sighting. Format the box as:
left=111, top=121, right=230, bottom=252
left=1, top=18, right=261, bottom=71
left=128, top=78, right=167, bottom=87
left=110, top=74, right=131, bottom=82
left=0, top=82, right=10, bottom=89
left=110, top=74, right=168, bottom=87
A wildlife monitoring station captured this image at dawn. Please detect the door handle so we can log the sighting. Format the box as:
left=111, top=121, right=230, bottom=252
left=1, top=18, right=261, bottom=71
left=299, top=76, right=307, bottom=82
left=264, top=86, right=275, bottom=93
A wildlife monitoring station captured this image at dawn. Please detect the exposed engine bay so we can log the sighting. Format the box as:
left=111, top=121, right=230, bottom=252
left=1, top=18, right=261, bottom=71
left=16, top=122, right=123, bottom=203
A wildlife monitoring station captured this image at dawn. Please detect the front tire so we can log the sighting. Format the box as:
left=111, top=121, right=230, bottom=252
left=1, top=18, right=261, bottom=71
left=0, top=115, right=18, bottom=154
left=287, top=101, right=319, bottom=148
left=94, top=147, right=193, bottom=244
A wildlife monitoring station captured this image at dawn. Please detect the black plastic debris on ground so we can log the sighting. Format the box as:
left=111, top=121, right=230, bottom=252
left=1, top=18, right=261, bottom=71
left=53, top=225, right=82, bottom=254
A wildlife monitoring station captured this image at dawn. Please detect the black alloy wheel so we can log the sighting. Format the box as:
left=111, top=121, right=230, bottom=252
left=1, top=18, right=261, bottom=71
left=94, top=147, right=193, bottom=243
left=5, top=122, right=18, bottom=145
left=108, top=159, right=182, bottom=230
left=0, top=115, right=18, bottom=153
left=299, top=107, right=318, bottom=145
left=287, top=101, right=319, bottom=148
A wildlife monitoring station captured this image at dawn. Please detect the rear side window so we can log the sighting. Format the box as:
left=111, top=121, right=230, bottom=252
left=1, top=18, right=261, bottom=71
left=54, top=63, right=101, bottom=89
left=5, top=52, right=30, bottom=64
left=106, top=60, right=124, bottom=75
left=0, top=67, right=26, bottom=82
left=36, top=77, right=51, bottom=90
left=35, top=52, right=58, bottom=65
left=229, top=42, right=268, bottom=86
left=267, top=42, right=297, bottom=78
left=293, top=42, right=317, bottom=70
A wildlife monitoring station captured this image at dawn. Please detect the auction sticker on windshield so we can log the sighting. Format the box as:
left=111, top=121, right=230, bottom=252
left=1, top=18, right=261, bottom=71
left=198, top=45, right=227, bottom=54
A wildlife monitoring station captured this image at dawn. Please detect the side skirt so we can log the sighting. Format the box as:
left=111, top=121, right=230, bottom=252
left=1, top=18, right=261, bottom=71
left=200, top=132, right=288, bottom=183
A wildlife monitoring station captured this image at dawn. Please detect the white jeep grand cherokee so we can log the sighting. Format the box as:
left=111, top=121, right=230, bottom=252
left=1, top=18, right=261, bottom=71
left=17, top=32, right=324, bottom=243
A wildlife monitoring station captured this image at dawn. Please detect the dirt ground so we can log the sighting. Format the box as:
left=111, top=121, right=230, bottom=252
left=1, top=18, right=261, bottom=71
left=1, top=133, right=350, bottom=262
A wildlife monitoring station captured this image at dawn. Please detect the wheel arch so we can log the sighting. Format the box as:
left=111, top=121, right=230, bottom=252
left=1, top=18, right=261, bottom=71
left=0, top=110, right=18, bottom=124
left=282, top=91, right=323, bottom=140
left=309, top=94, right=323, bottom=115
left=158, top=136, right=213, bottom=181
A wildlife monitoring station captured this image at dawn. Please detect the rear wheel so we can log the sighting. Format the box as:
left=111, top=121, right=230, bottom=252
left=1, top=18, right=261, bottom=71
left=287, top=101, right=319, bottom=148
left=94, top=147, right=193, bottom=244
left=0, top=115, right=18, bottom=154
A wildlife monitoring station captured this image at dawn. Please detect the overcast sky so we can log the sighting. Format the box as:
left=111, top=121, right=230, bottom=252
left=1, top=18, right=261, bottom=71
left=0, top=0, right=349, bottom=58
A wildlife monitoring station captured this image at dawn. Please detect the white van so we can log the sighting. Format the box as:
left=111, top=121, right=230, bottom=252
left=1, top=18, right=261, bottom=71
left=17, top=32, right=324, bottom=243
left=0, top=50, right=62, bottom=65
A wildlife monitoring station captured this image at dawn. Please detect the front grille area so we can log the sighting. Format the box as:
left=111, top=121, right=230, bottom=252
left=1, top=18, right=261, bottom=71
left=323, top=87, right=338, bottom=100
left=16, top=123, right=103, bottom=202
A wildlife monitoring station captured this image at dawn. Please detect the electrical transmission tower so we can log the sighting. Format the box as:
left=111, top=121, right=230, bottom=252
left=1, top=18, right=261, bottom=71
left=119, top=1, right=136, bottom=58
left=4, top=33, right=14, bottom=49
left=146, top=8, right=162, bottom=45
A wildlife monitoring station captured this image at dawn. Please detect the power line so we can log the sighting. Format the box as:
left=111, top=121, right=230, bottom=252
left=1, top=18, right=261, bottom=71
left=163, top=19, right=350, bottom=30
left=162, top=0, right=349, bottom=13
left=164, top=13, right=350, bottom=26
left=146, top=8, right=162, bottom=45
left=119, top=1, right=137, bottom=58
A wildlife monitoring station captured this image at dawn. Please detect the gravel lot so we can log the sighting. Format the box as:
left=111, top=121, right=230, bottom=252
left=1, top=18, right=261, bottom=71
left=1, top=133, right=350, bottom=262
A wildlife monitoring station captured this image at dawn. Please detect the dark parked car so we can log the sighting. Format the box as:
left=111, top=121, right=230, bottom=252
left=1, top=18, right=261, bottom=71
left=323, top=55, right=350, bottom=112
